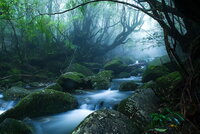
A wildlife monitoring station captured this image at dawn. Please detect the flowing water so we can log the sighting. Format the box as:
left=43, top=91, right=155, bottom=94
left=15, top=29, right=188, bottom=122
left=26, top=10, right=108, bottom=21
left=0, top=76, right=141, bottom=134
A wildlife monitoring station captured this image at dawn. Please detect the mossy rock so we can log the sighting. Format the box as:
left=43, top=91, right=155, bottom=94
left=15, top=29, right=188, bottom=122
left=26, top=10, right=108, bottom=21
left=72, top=110, right=139, bottom=134
left=130, top=68, right=145, bottom=76
left=45, top=84, right=63, bottom=91
left=0, top=89, right=78, bottom=122
left=139, top=81, right=156, bottom=89
left=117, top=72, right=131, bottom=78
left=91, top=70, right=113, bottom=89
left=67, top=63, right=94, bottom=76
left=57, top=72, right=85, bottom=92
left=119, top=81, right=138, bottom=91
left=0, top=118, right=33, bottom=134
left=148, top=55, right=170, bottom=66
left=104, top=59, right=127, bottom=74
left=154, top=71, right=183, bottom=100
left=117, top=89, right=160, bottom=130
left=142, top=65, right=169, bottom=82
left=3, top=87, right=31, bottom=100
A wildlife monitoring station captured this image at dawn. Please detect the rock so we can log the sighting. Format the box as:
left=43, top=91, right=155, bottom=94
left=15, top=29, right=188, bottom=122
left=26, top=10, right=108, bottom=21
left=119, top=81, right=138, bottom=91
left=72, top=110, right=139, bottom=134
left=0, top=89, right=78, bottom=122
left=3, top=87, right=31, bottom=100
left=118, top=88, right=160, bottom=129
left=139, top=81, right=156, bottom=89
left=104, top=59, right=127, bottom=75
left=142, top=65, right=169, bottom=82
left=67, top=63, right=94, bottom=76
left=154, top=71, right=183, bottom=100
left=91, top=70, right=113, bottom=89
left=130, top=68, right=145, bottom=76
left=57, top=72, right=85, bottom=92
left=45, top=83, right=63, bottom=91
left=117, top=72, right=131, bottom=78
left=148, top=55, right=170, bottom=66
left=0, top=118, right=33, bottom=134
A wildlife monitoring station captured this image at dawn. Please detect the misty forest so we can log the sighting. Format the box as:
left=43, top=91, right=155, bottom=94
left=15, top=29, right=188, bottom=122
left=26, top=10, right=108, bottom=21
left=0, top=0, right=200, bottom=134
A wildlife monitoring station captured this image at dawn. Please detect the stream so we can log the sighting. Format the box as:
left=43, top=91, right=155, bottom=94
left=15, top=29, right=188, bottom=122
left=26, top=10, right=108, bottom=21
left=0, top=76, right=142, bottom=134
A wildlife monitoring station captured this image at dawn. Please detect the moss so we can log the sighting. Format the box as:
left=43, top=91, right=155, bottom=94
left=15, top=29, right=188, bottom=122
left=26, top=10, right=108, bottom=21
left=3, top=87, right=31, bottom=100
left=155, top=71, right=183, bottom=90
left=57, top=72, right=85, bottom=92
left=154, top=71, right=183, bottom=101
left=142, top=65, right=169, bottom=82
left=119, top=81, right=138, bottom=91
left=0, top=118, right=33, bottom=134
left=68, top=63, right=94, bottom=76
left=0, top=89, right=78, bottom=122
left=130, top=68, right=145, bottom=76
left=45, top=84, right=63, bottom=91
left=12, top=81, right=26, bottom=87
left=104, top=59, right=126, bottom=74
left=117, top=72, right=131, bottom=78
left=148, top=55, right=170, bottom=66
left=139, top=81, right=156, bottom=89
left=91, top=70, right=113, bottom=89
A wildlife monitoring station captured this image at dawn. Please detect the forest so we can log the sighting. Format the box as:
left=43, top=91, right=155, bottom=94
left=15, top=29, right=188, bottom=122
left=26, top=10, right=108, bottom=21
left=0, top=0, right=199, bottom=134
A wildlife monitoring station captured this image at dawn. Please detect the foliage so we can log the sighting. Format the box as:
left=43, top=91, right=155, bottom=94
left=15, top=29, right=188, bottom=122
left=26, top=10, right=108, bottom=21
left=142, top=65, right=169, bottom=82
left=146, top=109, right=184, bottom=134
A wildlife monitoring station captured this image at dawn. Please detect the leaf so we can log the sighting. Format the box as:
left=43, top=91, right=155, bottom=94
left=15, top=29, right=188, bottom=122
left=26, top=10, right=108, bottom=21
left=154, top=128, right=167, bottom=132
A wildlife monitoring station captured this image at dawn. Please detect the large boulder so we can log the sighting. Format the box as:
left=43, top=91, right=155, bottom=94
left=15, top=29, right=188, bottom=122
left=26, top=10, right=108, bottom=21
left=0, top=118, right=33, bottom=134
left=57, top=72, right=85, bottom=92
left=90, top=70, right=113, bottom=89
left=67, top=63, right=94, bottom=76
left=72, top=110, right=139, bottom=134
left=3, top=87, right=31, bottom=100
left=118, top=88, right=160, bottom=130
left=104, top=59, right=127, bottom=75
left=142, top=65, right=169, bottom=82
left=0, top=89, right=78, bottom=122
left=154, top=71, right=183, bottom=101
left=119, top=81, right=138, bottom=91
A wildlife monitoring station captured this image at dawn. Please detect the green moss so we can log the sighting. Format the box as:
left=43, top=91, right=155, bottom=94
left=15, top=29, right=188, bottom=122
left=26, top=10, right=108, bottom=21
left=142, top=65, right=169, bottom=82
left=57, top=72, right=85, bottom=92
left=155, top=71, right=183, bottom=90
left=3, top=87, right=31, bottom=100
left=68, top=63, right=94, bottom=76
left=46, top=84, right=63, bottom=91
left=91, top=70, right=113, bottom=89
left=117, top=72, right=131, bottom=78
left=130, top=68, right=145, bottom=76
left=0, top=89, right=78, bottom=122
left=119, top=81, right=138, bottom=91
left=104, top=59, right=126, bottom=74
left=12, top=81, right=26, bottom=87
left=139, top=81, right=156, bottom=89
left=148, top=55, right=170, bottom=66
left=0, top=118, right=33, bottom=134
